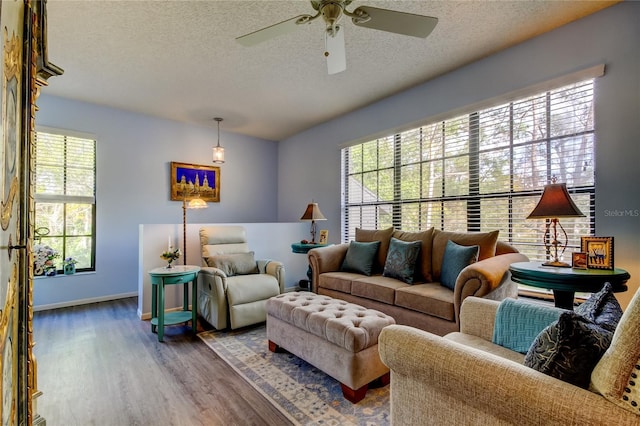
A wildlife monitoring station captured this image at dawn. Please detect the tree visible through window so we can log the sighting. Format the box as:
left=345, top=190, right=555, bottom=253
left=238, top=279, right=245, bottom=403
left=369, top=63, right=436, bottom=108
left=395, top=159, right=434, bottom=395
left=342, top=79, right=595, bottom=264
left=34, top=130, right=96, bottom=272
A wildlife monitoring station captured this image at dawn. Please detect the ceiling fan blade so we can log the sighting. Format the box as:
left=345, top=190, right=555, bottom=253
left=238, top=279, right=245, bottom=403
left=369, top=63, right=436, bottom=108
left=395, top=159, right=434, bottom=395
left=352, top=6, right=438, bottom=38
left=325, top=25, right=346, bottom=75
left=236, top=15, right=312, bottom=47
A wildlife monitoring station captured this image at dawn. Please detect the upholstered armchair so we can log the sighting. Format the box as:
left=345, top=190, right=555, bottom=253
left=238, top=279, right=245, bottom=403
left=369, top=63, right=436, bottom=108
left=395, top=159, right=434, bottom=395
left=197, top=226, right=285, bottom=330
left=379, top=292, right=640, bottom=425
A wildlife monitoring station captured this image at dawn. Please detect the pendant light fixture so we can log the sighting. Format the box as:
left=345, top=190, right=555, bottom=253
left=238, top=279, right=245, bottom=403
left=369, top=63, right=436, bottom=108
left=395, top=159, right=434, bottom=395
left=212, top=117, right=225, bottom=164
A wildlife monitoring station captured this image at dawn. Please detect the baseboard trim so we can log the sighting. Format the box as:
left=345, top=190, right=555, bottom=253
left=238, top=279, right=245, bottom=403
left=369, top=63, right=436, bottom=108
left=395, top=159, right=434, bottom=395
left=34, top=292, right=138, bottom=312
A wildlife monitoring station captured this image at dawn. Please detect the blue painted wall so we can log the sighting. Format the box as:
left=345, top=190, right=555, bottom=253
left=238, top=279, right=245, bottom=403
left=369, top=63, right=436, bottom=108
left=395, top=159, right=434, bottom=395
left=34, top=96, right=280, bottom=307
left=276, top=3, right=640, bottom=306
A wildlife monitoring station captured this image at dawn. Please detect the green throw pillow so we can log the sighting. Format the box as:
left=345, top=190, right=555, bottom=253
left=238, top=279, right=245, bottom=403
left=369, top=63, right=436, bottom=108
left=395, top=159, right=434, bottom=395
left=383, top=237, right=422, bottom=284
left=341, top=241, right=381, bottom=276
left=440, top=240, right=479, bottom=290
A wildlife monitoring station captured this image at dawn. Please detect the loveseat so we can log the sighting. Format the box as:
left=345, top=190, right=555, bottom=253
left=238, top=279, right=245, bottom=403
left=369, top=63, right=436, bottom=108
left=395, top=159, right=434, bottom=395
left=378, top=291, right=640, bottom=425
left=308, top=227, right=529, bottom=335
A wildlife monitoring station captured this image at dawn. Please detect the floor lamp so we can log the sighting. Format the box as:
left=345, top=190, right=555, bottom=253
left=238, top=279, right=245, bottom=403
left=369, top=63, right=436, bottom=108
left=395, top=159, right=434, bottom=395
left=183, top=196, right=208, bottom=265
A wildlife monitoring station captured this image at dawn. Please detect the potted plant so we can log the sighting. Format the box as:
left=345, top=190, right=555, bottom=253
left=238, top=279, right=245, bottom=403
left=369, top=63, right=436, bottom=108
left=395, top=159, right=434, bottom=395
left=63, top=257, right=78, bottom=275
left=34, top=244, right=60, bottom=276
left=160, top=247, right=181, bottom=268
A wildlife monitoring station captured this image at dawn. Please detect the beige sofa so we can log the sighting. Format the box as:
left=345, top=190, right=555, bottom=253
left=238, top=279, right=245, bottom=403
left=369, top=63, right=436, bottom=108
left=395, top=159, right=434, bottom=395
left=308, top=227, right=529, bottom=335
left=379, top=294, right=640, bottom=425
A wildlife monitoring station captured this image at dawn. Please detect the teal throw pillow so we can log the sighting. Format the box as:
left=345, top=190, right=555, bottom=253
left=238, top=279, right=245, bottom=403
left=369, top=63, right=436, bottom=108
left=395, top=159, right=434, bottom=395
left=383, top=237, right=422, bottom=284
left=341, top=241, right=380, bottom=276
left=440, top=240, right=479, bottom=290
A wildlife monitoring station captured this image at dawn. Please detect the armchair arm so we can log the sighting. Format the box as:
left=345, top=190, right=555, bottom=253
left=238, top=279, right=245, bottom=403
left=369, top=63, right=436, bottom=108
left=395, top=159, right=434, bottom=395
left=453, top=252, right=528, bottom=324
left=197, top=266, right=229, bottom=329
left=308, top=243, right=349, bottom=293
left=258, top=259, right=285, bottom=293
left=457, top=296, right=500, bottom=340
left=379, top=325, right=639, bottom=426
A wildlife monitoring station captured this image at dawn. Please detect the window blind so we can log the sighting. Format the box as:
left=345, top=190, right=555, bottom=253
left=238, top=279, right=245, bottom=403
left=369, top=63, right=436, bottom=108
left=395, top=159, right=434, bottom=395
left=342, top=79, right=595, bottom=266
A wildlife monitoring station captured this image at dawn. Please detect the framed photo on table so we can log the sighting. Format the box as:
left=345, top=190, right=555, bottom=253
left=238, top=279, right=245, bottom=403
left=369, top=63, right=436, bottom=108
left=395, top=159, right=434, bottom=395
left=319, top=230, right=328, bottom=245
left=571, top=252, right=587, bottom=270
left=581, top=236, right=614, bottom=270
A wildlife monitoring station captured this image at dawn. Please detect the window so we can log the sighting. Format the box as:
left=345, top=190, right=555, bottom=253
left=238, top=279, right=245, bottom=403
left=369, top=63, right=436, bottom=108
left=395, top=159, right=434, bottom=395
left=34, top=129, right=96, bottom=272
left=342, top=79, right=595, bottom=264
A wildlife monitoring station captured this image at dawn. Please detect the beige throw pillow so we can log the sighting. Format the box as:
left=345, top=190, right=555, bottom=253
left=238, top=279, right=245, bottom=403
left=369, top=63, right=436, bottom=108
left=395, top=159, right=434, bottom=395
left=204, top=252, right=259, bottom=276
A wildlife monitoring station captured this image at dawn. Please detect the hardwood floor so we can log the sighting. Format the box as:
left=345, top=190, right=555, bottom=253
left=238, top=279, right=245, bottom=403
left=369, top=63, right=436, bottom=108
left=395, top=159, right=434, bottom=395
left=33, top=297, right=293, bottom=426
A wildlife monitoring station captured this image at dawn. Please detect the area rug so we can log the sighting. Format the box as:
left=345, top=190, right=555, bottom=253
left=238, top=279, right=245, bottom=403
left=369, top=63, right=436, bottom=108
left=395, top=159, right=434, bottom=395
left=198, top=325, right=390, bottom=425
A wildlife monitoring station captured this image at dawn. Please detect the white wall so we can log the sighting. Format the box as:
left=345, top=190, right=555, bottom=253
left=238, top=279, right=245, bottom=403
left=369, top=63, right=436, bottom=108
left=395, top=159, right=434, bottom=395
left=137, top=222, right=309, bottom=318
left=34, top=96, right=282, bottom=308
left=277, top=3, right=640, bottom=307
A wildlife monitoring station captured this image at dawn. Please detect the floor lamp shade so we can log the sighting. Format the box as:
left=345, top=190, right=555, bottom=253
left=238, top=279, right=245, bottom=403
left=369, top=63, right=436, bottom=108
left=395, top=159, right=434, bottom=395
left=300, top=202, right=326, bottom=244
left=527, top=182, right=584, bottom=267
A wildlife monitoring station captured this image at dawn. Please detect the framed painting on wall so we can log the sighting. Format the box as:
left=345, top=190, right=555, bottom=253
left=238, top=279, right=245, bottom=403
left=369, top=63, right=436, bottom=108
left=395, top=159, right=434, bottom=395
left=170, top=162, right=220, bottom=202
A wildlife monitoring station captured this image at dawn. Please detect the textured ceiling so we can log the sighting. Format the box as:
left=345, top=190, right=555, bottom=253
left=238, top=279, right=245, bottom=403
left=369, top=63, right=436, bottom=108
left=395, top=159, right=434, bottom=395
left=43, top=0, right=618, bottom=141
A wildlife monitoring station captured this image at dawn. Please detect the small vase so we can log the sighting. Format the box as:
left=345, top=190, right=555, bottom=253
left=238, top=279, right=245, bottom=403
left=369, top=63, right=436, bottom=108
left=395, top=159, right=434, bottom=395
left=64, top=264, right=76, bottom=275
left=165, top=259, right=174, bottom=269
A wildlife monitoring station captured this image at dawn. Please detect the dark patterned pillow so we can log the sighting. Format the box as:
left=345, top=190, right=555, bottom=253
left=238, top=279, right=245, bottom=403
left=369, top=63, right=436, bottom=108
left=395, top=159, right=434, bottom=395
left=383, top=237, right=422, bottom=284
left=575, top=282, right=622, bottom=332
left=524, top=311, right=613, bottom=389
left=341, top=241, right=381, bottom=276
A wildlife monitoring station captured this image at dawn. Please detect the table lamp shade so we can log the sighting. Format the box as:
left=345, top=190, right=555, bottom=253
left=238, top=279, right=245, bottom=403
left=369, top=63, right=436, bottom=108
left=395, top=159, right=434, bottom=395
left=300, top=202, right=326, bottom=244
left=527, top=183, right=585, bottom=219
left=527, top=182, right=584, bottom=267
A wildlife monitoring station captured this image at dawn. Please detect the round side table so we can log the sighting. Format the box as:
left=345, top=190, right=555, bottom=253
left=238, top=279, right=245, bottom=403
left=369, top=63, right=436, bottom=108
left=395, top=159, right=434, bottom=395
left=148, top=265, right=200, bottom=342
left=509, top=261, right=630, bottom=310
left=291, top=243, right=328, bottom=290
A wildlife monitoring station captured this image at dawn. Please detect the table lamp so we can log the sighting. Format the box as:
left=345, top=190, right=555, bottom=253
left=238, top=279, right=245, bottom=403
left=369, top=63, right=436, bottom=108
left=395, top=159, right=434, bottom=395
left=527, top=179, right=584, bottom=267
left=300, top=202, right=326, bottom=244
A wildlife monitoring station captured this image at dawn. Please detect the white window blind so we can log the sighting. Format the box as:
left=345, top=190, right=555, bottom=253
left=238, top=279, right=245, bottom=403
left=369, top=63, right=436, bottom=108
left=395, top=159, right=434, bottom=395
left=34, top=130, right=96, bottom=271
left=342, top=79, right=596, bottom=264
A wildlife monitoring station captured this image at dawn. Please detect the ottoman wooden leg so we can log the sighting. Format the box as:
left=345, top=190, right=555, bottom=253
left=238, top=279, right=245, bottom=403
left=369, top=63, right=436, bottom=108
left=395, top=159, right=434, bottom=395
left=340, top=383, right=368, bottom=404
left=268, top=340, right=282, bottom=352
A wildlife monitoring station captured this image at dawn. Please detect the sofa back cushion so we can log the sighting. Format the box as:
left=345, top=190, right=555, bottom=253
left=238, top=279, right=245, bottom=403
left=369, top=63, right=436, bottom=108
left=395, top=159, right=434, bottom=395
left=431, top=229, right=499, bottom=281
left=356, top=227, right=394, bottom=274
left=392, top=228, right=435, bottom=282
left=591, top=288, right=640, bottom=415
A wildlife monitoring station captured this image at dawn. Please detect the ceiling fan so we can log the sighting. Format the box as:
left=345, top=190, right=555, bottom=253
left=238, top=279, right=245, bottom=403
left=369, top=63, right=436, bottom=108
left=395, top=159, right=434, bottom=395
left=236, top=0, right=438, bottom=75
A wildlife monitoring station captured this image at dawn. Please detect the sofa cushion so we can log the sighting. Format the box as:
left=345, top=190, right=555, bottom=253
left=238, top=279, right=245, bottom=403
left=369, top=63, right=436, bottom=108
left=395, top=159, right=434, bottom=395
left=432, top=229, right=499, bottom=281
left=340, top=241, right=380, bottom=276
left=440, top=240, right=479, bottom=290
left=383, top=237, right=422, bottom=284
left=316, top=271, right=361, bottom=294
left=591, top=288, right=640, bottom=415
left=392, top=228, right=435, bottom=282
left=204, top=252, right=259, bottom=276
left=524, top=311, right=613, bottom=389
left=575, top=283, right=622, bottom=333
left=395, top=283, right=456, bottom=321
left=356, top=227, right=394, bottom=273
left=351, top=275, right=407, bottom=305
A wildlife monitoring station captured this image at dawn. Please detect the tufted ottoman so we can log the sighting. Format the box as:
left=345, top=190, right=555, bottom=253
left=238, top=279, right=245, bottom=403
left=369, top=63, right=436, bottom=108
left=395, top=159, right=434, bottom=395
left=266, top=291, right=395, bottom=403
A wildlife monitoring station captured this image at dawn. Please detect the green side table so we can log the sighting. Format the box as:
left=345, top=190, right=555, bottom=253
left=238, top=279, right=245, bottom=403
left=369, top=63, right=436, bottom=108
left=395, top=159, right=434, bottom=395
left=148, top=265, right=200, bottom=342
left=291, top=243, right=328, bottom=290
left=509, top=261, right=630, bottom=310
